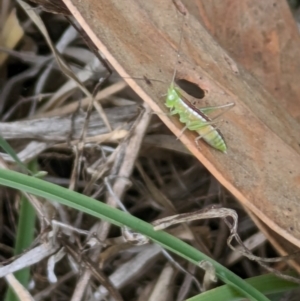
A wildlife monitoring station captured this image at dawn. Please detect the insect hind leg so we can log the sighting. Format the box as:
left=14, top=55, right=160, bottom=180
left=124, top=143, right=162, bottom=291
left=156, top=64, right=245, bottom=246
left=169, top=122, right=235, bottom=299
left=178, top=118, right=219, bottom=140
left=200, top=102, right=235, bottom=119
left=187, top=118, right=219, bottom=131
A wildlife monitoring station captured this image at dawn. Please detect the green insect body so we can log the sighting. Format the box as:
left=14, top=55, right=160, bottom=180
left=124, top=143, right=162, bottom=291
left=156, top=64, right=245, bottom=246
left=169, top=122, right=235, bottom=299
left=165, top=82, right=227, bottom=153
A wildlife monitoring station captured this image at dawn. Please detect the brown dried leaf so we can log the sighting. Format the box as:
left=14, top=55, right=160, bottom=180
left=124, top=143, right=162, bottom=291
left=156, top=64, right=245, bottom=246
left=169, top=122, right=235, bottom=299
left=192, top=0, right=300, bottom=120
left=62, top=0, right=300, bottom=249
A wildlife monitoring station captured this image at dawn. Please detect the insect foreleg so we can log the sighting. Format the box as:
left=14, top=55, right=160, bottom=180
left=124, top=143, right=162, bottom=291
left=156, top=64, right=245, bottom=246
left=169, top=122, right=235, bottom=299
left=177, top=124, right=189, bottom=139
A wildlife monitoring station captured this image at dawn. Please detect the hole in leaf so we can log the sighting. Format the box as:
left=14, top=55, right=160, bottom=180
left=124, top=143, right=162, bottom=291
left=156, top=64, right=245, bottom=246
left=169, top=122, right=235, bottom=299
left=175, top=79, right=205, bottom=99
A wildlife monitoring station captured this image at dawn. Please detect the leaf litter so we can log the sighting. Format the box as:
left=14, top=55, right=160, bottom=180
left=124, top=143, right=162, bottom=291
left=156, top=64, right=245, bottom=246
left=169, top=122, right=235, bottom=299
left=0, top=1, right=299, bottom=300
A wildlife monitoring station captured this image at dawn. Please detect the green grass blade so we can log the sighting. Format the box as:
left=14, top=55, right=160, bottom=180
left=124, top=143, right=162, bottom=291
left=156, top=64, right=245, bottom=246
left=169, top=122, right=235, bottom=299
left=4, top=161, right=37, bottom=301
left=187, top=273, right=299, bottom=301
left=0, top=168, right=270, bottom=301
left=0, top=136, right=31, bottom=174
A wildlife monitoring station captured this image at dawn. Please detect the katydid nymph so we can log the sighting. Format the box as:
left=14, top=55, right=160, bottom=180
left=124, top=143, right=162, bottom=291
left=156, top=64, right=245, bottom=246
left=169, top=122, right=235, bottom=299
left=165, top=14, right=234, bottom=153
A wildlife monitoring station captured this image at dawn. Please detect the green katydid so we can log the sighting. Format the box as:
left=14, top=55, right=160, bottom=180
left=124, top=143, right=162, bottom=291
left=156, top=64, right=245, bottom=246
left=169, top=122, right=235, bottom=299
left=165, top=9, right=234, bottom=153
left=83, top=1, right=234, bottom=153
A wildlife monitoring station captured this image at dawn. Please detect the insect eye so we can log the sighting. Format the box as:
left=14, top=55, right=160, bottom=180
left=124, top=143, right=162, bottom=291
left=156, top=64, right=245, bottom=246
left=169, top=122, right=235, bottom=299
left=168, top=94, right=175, bottom=101
left=175, top=79, right=205, bottom=99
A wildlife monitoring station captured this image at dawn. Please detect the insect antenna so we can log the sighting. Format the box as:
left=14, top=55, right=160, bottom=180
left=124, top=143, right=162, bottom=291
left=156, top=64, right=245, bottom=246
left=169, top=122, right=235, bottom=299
left=170, top=14, right=186, bottom=87
left=119, top=11, right=187, bottom=88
